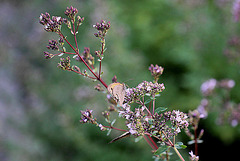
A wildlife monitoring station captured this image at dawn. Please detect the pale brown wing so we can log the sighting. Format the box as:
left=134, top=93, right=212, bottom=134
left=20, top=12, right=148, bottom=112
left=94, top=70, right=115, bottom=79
left=112, top=85, right=125, bottom=106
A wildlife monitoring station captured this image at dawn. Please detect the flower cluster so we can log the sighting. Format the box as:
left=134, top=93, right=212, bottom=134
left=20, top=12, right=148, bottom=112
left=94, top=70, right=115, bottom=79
left=224, top=36, right=240, bottom=63
left=93, top=20, right=111, bottom=38
left=124, top=81, right=165, bottom=104
left=229, top=104, right=240, bottom=127
left=170, top=110, right=189, bottom=133
left=75, top=47, right=95, bottom=66
left=189, top=98, right=208, bottom=128
left=118, top=104, right=188, bottom=140
left=200, top=79, right=217, bottom=96
left=57, top=56, right=71, bottom=70
left=39, top=12, right=64, bottom=33
left=44, top=51, right=54, bottom=59
left=201, top=79, right=235, bottom=96
left=148, top=64, right=164, bottom=82
left=47, top=39, right=59, bottom=50
left=189, top=151, right=199, bottom=161
left=80, top=109, right=95, bottom=124
left=233, top=0, right=240, bottom=22
left=64, top=6, right=78, bottom=19
left=80, top=109, right=106, bottom=131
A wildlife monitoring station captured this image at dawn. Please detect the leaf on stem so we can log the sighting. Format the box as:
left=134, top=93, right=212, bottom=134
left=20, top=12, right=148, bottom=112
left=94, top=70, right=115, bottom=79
left=174, top=142, right=187, bottom=149
left=154, top=145, right=169, bottom=156
left=155, top=107, right=168, bottom=114
left=135, top=136, right=143, bottom=142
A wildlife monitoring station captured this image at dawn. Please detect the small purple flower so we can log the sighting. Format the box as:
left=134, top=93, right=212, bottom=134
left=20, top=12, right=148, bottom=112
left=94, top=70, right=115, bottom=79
left=170, top=110, right=189, bottom=134
left=200, top=79, right=217, bottom=96
left=219, top=79, right=235, bottom=89
left=148, top=64, right=164, bottom=82
left=44, top=51, right=54, bottom=59
left=47, top=39, right=59, bottom=50
left=93, top=20, right=111, bottom=38
left=57, top=56, right=71, bottom=70
left=233, top=0, right=240, bottom=22
left=124, top=81, right=165, bottom=104
left=39, top=12, right=63, bottom=32
left=80, top=109, right=95, bottom=124
left=197, top=99, right=208, bottom=119
left=189, top=151, right=199, bottom=161
left=98, top=124, right=106, bottom=131
left=64, top=6, right=78, bottom=19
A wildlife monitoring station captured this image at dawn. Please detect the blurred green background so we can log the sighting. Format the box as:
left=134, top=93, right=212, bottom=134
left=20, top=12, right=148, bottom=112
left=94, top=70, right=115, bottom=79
left=1, top=0, right=240, bottom=160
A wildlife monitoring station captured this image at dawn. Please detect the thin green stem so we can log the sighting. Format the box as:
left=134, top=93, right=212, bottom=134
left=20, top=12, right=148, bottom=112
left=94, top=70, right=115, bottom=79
left=152, top=95, right=156, bottom=114
left=173, top=146, right=185, bottom=161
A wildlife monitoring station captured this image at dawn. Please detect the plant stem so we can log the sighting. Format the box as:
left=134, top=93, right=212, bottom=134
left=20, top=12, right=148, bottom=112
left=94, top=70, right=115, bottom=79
left=173, top=146, right=185, bottom=161
left=194, top=128, right=198, bottom=156
left=72, top=21, right=79, bottom=54
left=143, top=135, right=157, bottom=150
left=99, top=38, right=105, bottom=79
left=152, top=95, right=155, bottom=114
left=59, top=32, right=108, bottom=88
left=146, top=134, right=158, bottom=150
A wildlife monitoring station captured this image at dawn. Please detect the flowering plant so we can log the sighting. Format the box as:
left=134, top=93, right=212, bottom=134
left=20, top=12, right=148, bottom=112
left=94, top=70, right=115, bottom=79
left=39, top=6, right=200, bottom=161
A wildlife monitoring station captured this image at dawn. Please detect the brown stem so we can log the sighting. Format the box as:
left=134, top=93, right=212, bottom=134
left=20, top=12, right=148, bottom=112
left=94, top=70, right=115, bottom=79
left=143, top=135, right=157, bottom=150
left=58, top=32, right=108, bottom=88
left=72, top=21, right=79, bottom=54
left=194, top=128, right=198, bottom=156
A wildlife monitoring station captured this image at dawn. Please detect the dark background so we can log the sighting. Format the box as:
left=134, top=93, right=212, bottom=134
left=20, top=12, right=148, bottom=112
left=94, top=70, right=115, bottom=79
left=1, top=0, right=240, bottom=160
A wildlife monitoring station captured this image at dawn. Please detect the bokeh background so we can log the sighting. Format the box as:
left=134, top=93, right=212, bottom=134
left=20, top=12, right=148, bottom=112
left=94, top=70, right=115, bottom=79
left=1, top=0, right=240, bottom=160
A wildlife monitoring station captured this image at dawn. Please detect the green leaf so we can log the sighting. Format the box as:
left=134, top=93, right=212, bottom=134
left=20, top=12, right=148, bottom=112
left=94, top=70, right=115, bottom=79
left=144, top=98, right=152, bottom=105
left=135, top=136, right=143, bottom=142
left=154, top=145, right=169, bottom=155
left=188, top=139, right=203, bottom=145
left=111, top=119, right=116, bottom=126
left=175, top=142, right=187, bottom=149
left=107, top=129, right=112, bottom=136
left=155, top=93, right=161, bottom=97
left=145, top=93, right=151, bottom=96
left=155, top=107, right=167, bottom=114
left=58, top=53, right=64, bottom=57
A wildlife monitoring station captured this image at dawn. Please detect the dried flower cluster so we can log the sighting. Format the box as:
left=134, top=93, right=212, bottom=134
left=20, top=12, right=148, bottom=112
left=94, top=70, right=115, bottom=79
left=148, top=64, right=164, bottom=82
left=119, top=104, right=188, bottom=139
left=124, top=81, right=165, bottom=104
left=39, top=6, right=109, bottom=88
left=57, top=56, right=71, bottom=70
left=64, top=6, right=78, bottom=19
left=75, top=47, right=95, bottom=66
left=39, top=12, right=65, bottom=33
left=93, top=20, right=111, bottom=38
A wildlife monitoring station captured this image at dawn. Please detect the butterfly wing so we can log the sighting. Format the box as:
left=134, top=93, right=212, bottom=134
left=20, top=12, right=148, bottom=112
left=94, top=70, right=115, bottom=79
left=112, top=84, right=125, bottom=106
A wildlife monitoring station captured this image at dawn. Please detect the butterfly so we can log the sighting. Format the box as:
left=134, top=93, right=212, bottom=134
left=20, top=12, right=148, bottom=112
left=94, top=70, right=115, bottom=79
left=107, top=82, right=126, bottom=106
